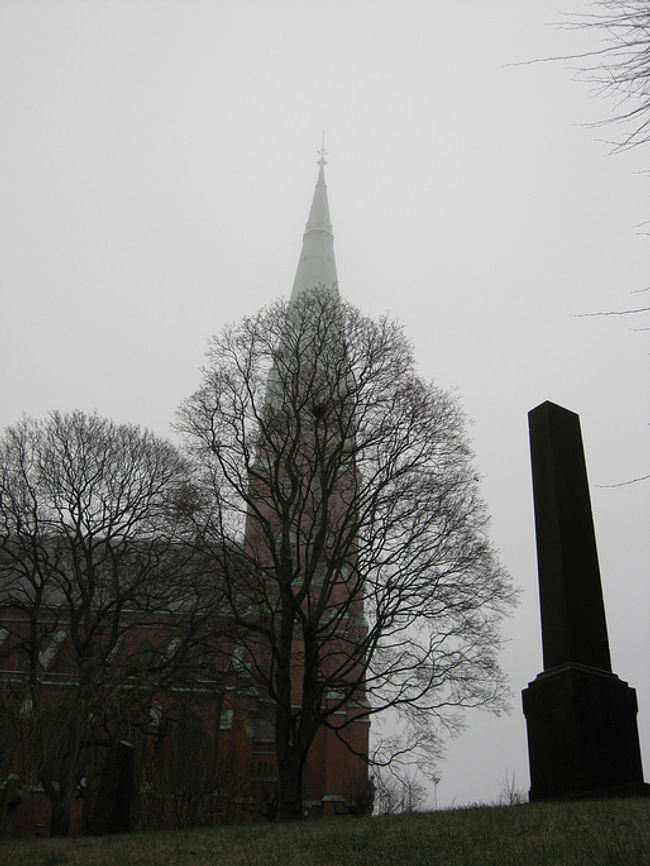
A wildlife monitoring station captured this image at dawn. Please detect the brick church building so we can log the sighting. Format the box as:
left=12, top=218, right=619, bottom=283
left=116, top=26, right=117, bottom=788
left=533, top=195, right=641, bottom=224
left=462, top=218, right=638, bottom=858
left=0, top=155, right=370, bottom=836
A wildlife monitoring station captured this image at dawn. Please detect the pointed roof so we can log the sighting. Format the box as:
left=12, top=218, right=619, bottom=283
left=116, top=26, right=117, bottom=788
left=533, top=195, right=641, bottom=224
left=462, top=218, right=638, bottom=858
left=290, top=151, right=338, bottom=302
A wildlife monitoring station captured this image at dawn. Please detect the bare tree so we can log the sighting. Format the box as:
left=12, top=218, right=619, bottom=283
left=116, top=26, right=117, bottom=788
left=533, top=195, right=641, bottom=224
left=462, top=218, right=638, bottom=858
left=497, top=771, right=527, bottom=807
left=532, top=1, right=650, bottom=151
left=372, top=765, right=428, bottom=816
left=567, top=0, right=650, bottom=151
left=0, top=411, right=209, bottom=835
left=177, top=292, right=516, bottom=821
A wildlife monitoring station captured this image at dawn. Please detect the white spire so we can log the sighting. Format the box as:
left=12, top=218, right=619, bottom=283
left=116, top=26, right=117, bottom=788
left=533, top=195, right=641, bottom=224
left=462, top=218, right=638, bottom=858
left=290, top=146, right=338, bottom=301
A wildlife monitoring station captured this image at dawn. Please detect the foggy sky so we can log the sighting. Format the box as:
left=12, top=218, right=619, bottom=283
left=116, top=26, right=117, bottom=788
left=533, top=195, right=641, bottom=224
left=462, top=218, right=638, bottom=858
left=0, top=0, right=647, bottom=808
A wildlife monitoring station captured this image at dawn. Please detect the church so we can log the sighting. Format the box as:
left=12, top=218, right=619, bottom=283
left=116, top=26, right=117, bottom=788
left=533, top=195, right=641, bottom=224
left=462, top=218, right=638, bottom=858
left=0, top=154, right=370, bottom=836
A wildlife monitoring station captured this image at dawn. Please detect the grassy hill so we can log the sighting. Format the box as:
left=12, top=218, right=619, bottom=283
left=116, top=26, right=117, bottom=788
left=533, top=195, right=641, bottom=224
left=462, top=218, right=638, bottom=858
left=3, top=797, right=649, bottom=866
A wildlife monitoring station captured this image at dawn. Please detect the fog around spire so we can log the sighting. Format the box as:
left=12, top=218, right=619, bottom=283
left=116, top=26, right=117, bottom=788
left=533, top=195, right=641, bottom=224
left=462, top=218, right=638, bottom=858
left=290, top=160, right=338, bottom=302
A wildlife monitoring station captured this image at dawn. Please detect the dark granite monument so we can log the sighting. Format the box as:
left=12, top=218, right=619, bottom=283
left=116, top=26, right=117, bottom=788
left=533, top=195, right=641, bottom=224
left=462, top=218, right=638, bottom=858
left=522, top=400, right=648, bottom=801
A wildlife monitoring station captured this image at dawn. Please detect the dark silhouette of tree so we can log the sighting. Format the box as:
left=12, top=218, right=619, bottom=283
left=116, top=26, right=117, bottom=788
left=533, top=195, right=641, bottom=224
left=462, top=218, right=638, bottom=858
left=0, top=411, right=209, bottom=835
left=513, top=2, right=649, bottom=150
left=177, top=292, right=516, bottom=820
left=556, top=0, right=650, bottom=151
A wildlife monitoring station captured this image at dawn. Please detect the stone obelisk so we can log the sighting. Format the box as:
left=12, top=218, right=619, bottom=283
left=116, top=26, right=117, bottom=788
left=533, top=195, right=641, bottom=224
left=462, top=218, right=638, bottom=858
left=522, top=401, right=647, bottom=800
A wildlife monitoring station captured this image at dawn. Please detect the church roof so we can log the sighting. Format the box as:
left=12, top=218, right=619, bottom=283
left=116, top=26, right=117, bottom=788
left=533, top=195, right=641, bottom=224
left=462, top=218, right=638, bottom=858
left=290, top=151, right=338, bottom=301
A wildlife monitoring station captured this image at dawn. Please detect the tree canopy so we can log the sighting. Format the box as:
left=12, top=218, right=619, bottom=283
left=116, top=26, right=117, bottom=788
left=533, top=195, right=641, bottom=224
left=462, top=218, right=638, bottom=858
left=0, top=411, right=209, bottom=834
left=178, top=292, right=516, bottom=818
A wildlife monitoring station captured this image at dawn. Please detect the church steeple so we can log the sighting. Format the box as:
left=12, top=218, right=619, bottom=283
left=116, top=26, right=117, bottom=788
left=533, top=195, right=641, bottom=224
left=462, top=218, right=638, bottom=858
left=290, top=142, right=338, bottom=301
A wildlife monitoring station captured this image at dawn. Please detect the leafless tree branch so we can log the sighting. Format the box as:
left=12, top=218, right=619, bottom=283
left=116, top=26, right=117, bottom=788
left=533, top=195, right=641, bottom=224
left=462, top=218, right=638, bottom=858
left=176, top=293, right=516, bottom=819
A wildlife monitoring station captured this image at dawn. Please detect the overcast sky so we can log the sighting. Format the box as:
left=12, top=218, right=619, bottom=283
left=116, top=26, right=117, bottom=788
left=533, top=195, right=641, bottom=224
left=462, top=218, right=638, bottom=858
left=1, top=0, right=648, bottom=809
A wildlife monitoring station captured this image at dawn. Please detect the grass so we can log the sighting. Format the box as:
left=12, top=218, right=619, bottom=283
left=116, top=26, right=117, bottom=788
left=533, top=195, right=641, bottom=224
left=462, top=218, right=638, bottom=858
left=2, top=798, right=649, bottom=866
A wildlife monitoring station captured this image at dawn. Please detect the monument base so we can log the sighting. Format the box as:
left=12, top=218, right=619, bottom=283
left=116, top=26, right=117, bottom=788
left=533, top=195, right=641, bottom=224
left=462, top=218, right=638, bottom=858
left=522, top=663, right=646, bottom=802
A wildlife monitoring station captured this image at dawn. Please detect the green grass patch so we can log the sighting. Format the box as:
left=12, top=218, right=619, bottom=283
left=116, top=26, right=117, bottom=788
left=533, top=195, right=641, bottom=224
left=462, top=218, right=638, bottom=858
left=2, top=798, right=649, bottom=866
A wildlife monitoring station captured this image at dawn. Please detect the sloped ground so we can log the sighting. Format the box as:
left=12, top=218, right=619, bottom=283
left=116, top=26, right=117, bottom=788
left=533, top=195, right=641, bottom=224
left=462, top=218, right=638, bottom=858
left=3, top=797, right=649, bottom=866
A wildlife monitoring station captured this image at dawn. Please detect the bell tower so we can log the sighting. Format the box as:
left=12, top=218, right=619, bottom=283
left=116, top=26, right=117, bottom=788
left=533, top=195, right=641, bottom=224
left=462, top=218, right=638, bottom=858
left=241, top=149, right=369, bottom=818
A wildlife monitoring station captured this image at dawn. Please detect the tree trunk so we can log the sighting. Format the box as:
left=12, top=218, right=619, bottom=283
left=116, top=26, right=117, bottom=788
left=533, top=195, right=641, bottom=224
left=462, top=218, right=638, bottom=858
left=49, top=795, right=71, bottom=836
left=277, top=747, right=305, bottom=820
left=274, top=590, right=305, bottom=821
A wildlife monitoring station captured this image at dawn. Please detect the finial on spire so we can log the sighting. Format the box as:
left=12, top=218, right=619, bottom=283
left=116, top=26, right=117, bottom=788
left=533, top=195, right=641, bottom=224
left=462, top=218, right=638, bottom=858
left=318, top=131, right=328, bottom=167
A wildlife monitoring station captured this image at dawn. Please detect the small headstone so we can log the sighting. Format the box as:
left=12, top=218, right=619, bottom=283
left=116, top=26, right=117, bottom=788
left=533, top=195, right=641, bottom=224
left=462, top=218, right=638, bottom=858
left=88, top=740, right=135, bottom=834
left=0, top=776, right=22, bottom=839
left=522, top=401, right=648, bottom=800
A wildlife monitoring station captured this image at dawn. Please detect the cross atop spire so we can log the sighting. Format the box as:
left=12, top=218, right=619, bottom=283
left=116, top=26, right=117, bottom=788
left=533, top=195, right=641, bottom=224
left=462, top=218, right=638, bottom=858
left=318, top=131, right=328, bottom=168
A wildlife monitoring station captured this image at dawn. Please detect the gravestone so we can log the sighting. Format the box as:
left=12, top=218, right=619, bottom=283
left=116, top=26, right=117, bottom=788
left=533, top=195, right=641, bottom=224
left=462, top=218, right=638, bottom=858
left=88, top=740, right=135, bottom=834
left=0, top=776, right=22, bottom=839
left=522, top=401, right=648, bottom=800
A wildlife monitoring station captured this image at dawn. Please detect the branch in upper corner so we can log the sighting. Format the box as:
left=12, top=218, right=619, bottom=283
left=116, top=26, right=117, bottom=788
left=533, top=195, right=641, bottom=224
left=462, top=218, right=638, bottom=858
left=509, top=1, right=650, bottom=152
left=570, top=306, right=650, bottom=317
left=597, top=473, right=650, bottom=488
